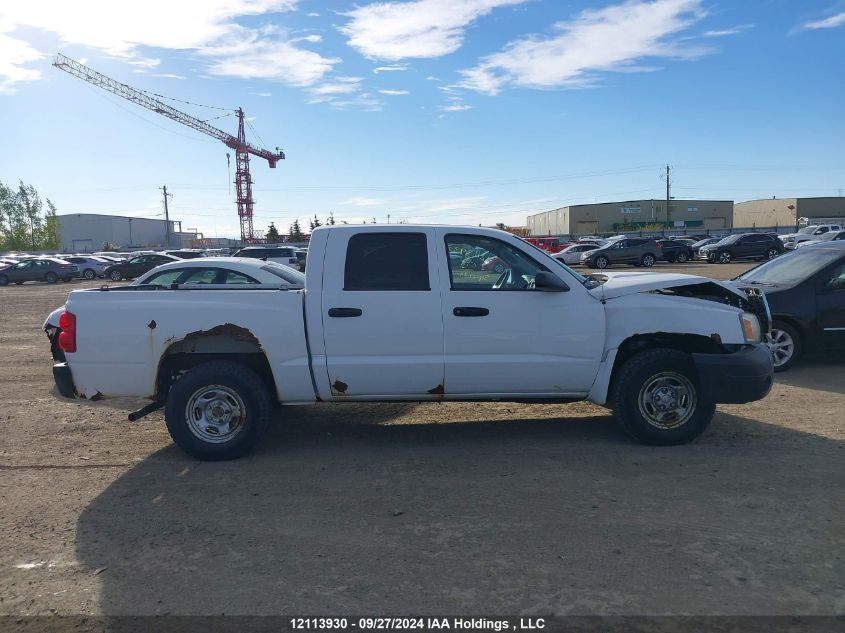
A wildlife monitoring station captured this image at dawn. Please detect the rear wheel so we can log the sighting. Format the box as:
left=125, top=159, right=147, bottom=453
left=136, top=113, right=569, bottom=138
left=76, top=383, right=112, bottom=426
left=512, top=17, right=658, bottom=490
left=595, top=255, right=609, bottom=269
left=45, top=271, right=58, bottom=284
left=612, top=349, right=715, bottom=445
left=83, top=268, right=96, bottom=280
left=718, top=251, right=732, bottom=264
left=769, top=320, right=802, bottom=372
left=641, top=254, right=656, bottom=267
left=165, top=361, right=273, bottom=461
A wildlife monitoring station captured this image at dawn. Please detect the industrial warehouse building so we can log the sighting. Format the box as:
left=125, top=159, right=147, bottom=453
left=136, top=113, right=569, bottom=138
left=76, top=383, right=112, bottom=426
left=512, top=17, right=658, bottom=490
left=58, top=213, right=194, bottom=252
left=526, top=199, right=733, bottom=236
left=733, top=197, right=845, bottom=229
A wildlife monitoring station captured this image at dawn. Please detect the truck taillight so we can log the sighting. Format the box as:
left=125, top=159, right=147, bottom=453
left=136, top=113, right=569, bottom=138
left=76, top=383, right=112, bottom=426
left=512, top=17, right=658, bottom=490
left=58, top=311, right=77, bottom=353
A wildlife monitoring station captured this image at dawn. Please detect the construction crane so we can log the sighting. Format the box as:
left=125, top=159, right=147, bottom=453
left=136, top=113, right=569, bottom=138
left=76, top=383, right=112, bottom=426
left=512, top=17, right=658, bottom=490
left=53, top=53, right=284, bottom=244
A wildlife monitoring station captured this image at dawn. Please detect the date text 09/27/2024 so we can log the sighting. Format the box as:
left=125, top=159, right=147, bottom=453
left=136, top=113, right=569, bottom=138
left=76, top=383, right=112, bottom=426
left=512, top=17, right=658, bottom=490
left=289, top=617, right=547, bottom=631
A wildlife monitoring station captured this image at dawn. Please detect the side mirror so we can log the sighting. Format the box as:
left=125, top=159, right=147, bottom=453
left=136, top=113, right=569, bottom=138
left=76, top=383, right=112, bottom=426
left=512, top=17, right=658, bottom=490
left=535, top=271, right=570, bottom=292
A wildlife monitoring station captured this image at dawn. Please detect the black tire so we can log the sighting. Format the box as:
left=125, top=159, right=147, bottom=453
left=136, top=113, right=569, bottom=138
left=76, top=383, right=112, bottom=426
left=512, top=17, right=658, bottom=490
left=595, top=255, right=609, bottom=269
left=666, top=257, right=676, bottom=264
left=83, top=268, right=96, bottom=280
left=0, top=274, right=8, bottom=286
left=718, top=251, right=732, bottom=264
left=769, top=320, right=802, bottom=373
left=766, top=248, right=779, bottom=260
left=164, top=361, right=273, bottom=461
left=14, top=281, right=23, bottom=285
left=676, top=252, right=689, bottom=263
left=45, top=271, right=58, bottom=284
left=611, top=349, right=715, bottom=445
left=641, top=253, right=656, bottom=267
left=61, top=277, right=72, bottom=283
left=109, top=269, right=123, bottom=281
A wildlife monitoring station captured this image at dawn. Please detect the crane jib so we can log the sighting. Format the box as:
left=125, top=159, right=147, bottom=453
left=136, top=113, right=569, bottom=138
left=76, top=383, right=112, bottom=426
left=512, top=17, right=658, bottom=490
left=52, top=53, right=283, bottom=243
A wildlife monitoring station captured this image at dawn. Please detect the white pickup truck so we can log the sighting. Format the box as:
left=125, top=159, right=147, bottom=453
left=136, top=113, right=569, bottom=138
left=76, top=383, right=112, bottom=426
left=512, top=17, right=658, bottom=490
left=52, top=225, right=774, bottom=460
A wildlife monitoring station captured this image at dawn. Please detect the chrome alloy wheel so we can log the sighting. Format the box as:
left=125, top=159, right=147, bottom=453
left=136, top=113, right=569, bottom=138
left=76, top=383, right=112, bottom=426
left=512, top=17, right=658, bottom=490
left=768, top=328, right=795, bottom=368
left=185, top=385, right=246, bottom=443
left=637, top=371, right=697, bottom=429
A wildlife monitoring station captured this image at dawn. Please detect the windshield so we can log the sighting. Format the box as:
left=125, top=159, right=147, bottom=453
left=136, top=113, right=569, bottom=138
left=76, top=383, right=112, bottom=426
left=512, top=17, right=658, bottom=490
left=717, top=234, right=740, bottom=245
left=797, top=226, right=818, bottom=234
left=737, top=249, right=844, bottom=285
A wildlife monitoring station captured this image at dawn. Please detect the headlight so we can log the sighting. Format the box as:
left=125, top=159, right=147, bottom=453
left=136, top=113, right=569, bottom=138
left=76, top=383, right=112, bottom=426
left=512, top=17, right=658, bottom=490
left=741, top=312, right=762, bottom=343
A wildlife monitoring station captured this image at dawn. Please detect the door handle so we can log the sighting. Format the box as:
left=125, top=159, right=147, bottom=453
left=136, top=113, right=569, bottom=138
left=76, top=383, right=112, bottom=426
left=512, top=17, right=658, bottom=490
left=453, top=307, right=489, bottom=317
left=328, top=307, right=363, bottom=318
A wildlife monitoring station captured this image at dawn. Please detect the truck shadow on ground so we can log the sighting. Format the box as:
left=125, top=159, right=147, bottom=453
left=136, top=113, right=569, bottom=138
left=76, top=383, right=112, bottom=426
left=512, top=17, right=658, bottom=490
left=771, top=355, right=845, bottom=394
left=75, top=407, right=843, bottom=615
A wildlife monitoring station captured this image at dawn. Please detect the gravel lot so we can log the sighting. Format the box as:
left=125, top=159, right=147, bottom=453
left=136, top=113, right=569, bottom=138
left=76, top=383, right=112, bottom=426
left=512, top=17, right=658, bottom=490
left=0, top=261, right=843, bottom=617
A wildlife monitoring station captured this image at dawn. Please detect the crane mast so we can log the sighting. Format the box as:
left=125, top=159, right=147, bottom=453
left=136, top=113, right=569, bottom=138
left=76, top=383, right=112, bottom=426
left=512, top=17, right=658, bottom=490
left=53, top=53, right=284, bottom=244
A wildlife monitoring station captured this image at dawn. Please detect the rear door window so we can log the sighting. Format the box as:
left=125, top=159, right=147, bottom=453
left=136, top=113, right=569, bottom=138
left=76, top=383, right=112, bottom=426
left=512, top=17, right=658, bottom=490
left=344, top=233, right=430, bottom=291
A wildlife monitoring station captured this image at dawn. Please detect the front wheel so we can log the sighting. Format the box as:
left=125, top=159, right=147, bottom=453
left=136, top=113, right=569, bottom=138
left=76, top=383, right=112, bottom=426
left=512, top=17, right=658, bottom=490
left=769, top=320, right=802, bottom=372
left=165, top=361, right=273, bottom=460
left=109, top=270, right=123, bottom=281
left=611, top=349, right=715, bottom=445
left=766, top=248, right=779, bottom=260
left=595, top=256, right=609, bottom=269
left=83, top=268, right=96, bottom=280
left=718, top=251, right=732, bottom=264
left=493, top=262, right=505, bottom=274
left=45, top=272, right=58, bottom=284
left=676, top=252, right=689, bottom=263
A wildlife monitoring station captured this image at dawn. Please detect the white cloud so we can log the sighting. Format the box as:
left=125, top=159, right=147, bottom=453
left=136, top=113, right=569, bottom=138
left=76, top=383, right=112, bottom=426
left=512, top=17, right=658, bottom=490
left=152, top=73, right=186, bottom=79
left=340, top=197, right=385, bottom=207
left=802, top=11, right=845, bottom=30
left=340, top=0, right=528, bottom=60
left=441, top=103, right=473, bottom=111
left=379, top=88, right=410, bottom=95
left=0, top=1, right=340, bottom=93
left=202, top=26, right=339, bottom=86
left=459, top=0, right=709, bottom=95
left=0, top=28, right=43, bottom=94
left=701, top=24, right=753, bottom=37
left=373, top=64, right=408, bottom=73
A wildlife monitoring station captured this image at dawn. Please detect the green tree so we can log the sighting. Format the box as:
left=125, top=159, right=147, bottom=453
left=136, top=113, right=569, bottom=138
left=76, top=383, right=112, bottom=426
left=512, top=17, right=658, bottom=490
left=265, top=222, right=281, bottom=243
left=309, top=214, right=322, bottom=231
left=326, top=212, right=336, bottom=225
left=289, top=219, right=304, bottom=241
left=42, top=199, right=61, bottom=250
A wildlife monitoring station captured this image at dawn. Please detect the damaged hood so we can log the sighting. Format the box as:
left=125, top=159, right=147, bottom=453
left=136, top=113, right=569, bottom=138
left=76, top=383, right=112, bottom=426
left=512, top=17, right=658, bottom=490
left=587, top=271, right=743, bottom=300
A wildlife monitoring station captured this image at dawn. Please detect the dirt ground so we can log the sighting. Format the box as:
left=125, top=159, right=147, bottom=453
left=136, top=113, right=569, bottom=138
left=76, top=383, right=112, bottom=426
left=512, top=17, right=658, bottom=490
left=0, top=261, right=843, bottom=617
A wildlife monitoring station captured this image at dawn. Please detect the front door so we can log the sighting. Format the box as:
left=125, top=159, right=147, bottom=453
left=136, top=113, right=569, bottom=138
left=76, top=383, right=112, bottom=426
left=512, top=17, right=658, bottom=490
left=438, top=231, right=605, bottom=396
left=321, top=229, right=445, bottom=398
left=817, top=260, right=845, bottom=349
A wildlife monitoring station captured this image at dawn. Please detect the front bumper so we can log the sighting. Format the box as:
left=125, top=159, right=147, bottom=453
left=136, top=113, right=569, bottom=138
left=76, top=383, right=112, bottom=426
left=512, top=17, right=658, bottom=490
left=53, top=362, right=76, bottom=398
left=692, top=344, right=773, bottom=404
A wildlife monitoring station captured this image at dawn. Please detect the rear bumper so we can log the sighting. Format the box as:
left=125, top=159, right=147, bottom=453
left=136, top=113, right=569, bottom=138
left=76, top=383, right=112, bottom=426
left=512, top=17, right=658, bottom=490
left=693, top=344, right=773, bottom=404
left=52, top=362, right=76, bottom=398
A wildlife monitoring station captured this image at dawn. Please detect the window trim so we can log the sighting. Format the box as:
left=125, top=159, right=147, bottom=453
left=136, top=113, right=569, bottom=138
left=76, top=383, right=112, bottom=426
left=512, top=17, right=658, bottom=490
left=343, top=231, right=432, bottom=292
left=444, top=233, right=550, bottom=292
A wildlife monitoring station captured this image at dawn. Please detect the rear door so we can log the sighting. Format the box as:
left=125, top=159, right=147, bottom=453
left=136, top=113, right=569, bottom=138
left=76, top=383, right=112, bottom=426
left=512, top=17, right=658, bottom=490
left=320, top=229, right=445, bottom=398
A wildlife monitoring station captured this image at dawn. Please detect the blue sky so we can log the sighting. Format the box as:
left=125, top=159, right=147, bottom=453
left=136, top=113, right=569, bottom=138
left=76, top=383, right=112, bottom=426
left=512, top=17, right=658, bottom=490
left=1, top=0, right=843, bottom=238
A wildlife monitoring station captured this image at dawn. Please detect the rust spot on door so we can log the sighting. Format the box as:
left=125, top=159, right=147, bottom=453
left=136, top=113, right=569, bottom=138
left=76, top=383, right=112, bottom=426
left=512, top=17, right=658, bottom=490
left=331, top=380, right=348, bottom=396
left=428, top=384, right=445, bottom=395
